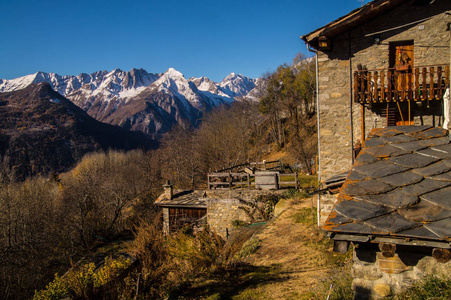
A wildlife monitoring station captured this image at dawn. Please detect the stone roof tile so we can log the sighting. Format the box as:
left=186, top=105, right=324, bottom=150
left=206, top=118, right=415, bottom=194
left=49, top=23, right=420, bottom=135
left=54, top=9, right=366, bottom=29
left=389, top=153, right=439, bottom=168
left=411, top=161, right=451, bottom=177
left=420, top=186, right=451, bottom=210
left=363, top=212, right=418, bottom=233
left=334, top=199, right=393, bottom=221
left=398, top=200, right=451, bottom=222
left=378, top=171, right=423, bottom=187
left=424, top=218, right=451, bottom=240
left=341, top=179, right=394, bottom=196
left=365, top=144, right=410, bottom=158
left=391, top=140, right=428, bottom=152
left=324, top=126, right=451, bottom=244
left=354, top=189, right=419, bottom=209
left=352, top=160, right=409, bottom=178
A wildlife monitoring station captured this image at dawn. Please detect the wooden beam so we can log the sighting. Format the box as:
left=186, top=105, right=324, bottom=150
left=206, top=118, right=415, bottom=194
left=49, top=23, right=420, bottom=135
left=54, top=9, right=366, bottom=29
left=379, top=243, right=396, bottom=258
left=432, top=248, right=451, bottom=263
left=333, top=240, right=350, bottom=253
left=361, top=104, right=365, bottom=142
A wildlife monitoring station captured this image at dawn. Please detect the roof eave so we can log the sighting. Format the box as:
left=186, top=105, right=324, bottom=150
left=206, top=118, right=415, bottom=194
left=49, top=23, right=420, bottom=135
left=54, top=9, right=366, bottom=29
left=301, top=0, right=408, bottom=49
left=331, top=232, right=451, bottom=249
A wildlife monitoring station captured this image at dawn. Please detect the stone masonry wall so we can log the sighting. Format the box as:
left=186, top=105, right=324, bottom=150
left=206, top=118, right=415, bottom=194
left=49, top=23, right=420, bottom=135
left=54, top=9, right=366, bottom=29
left=316, top=0, right=451, bottom=222
left=205, top=190, right=284, bottom=238
left=207, top=198, right=252, bottom=238
left=352, top=244, right=451, bottom=299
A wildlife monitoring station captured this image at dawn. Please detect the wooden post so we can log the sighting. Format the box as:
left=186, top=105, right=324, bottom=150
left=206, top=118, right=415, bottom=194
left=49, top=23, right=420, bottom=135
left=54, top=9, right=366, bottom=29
left=228, top=173, right=232, bottom=189
left=422, top=67, right=427, bottom=100
left=430, top=67, right=435, bottom=100
left=438, top=66, right=443, bottom=99
left=374, top=71, right=379, bottom=102
left=432, top=248, right=451, bottom=263
left=381, top=71, right=385, bottom=101
left=415, top=68, right=420, bottom=100
left=247, top=173, right=250, bottom=189
left=274, top=173, right=279, bottom=190
left=208, top=174, right=211, bottom=190
left=388, top=70, right=393, bottom=101
left=295, top=172, right=298, bottom=190
left=354, top=72, right=360, bottom=102
left=333, top=240, right=350, bottom=253
left=379, top=243, right=396, bottom=258
left=361, top=104, right=365, bottom=142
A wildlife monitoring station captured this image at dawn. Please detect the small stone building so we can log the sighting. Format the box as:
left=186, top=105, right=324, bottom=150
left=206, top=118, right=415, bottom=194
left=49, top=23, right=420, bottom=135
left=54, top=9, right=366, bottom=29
left=324, top=126, right=451, bottom=299
left=301, top=0, right=451, bottom=223
left=154, top=181, right=282, bottom=238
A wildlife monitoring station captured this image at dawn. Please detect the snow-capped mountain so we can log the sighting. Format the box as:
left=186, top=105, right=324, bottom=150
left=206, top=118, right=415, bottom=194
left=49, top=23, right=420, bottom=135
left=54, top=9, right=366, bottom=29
left=0, top=68, right=260, bottom=137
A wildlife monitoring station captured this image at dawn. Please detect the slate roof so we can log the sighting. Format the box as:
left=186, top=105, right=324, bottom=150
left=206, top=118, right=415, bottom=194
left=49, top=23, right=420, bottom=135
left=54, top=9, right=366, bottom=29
left=324, top=126, right=451, bottom=247
left=154, top=190, right=207, bottom=208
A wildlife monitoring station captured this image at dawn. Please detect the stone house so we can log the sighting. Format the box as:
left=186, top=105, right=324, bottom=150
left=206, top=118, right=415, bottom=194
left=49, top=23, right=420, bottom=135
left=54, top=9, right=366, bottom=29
left=301, top=1, right=451, bottom=298
left=301, top=0, right=451, bottom=224
left=154, top=181, right=282, bottom=238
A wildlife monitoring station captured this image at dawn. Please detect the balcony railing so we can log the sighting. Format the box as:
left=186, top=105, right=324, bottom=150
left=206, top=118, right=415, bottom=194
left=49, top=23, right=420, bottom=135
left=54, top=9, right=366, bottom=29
left=354, top=65, right=450, bottom=104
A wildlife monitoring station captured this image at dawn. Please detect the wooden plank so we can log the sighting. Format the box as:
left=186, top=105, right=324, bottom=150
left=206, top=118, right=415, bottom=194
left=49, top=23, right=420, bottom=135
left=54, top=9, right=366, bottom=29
left=374, top=71, right=379, bottom=102
left=437, top=66, right=443, bottom=99
left=361, top=72, right=366, bottom=102
left=445, top=66, right=450, bottom=90
left=430, top=67, right=435, bottom=100
left=381, top=71, right=385, bottom=101
left=422, top=67, right=427, bottom=100
left=394, top=72, right=399, bottom=100
left=388, top=70, right=393, bottom=101
left=400, top=72, right=405, bottom=101
left=414, top=68, right=420, bottom=100
left=367, top=72, right=372, bottom=103
left=407, top=71, right=413, bottom=101
left=354, top=72, right=360, bottom=103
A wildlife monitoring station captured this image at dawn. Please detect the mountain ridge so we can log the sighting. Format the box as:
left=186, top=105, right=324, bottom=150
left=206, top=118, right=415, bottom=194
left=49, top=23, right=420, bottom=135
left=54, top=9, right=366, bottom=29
left=0, top=82, right=156, bottom=180
left=0, top=68, right=261, bottom=137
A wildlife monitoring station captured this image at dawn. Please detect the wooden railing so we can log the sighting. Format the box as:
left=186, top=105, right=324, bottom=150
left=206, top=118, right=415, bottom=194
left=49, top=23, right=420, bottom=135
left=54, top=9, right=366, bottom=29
left=207, top=172, right=298, bottom=190
left=354, top=65, right=450, bottom=103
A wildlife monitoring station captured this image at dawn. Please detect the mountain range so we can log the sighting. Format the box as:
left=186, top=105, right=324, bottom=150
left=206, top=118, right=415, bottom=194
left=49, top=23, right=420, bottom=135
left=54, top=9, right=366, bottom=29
left=0, top=68, right=261, bottom=137
left=0, top=82, right=156, bottom=180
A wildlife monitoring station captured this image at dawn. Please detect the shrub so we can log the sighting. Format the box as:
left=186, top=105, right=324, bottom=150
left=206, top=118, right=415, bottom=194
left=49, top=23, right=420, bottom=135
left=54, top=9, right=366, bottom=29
left=394, top=275, right=451, bottom=300
left=235, top=237, right=261, bottom=259
left=33, top=256, right=131, bottom=300
left=231, top=220, right=248, bottom=229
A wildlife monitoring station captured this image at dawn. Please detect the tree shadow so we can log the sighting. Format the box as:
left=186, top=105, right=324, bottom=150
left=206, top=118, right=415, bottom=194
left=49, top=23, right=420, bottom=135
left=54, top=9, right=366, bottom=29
left=168, top=262, right=289, bottom=299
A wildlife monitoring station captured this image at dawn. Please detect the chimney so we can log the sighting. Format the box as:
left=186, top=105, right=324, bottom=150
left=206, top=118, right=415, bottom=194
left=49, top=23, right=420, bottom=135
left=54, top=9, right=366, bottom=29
left=163, top=180, right=173, bottom=200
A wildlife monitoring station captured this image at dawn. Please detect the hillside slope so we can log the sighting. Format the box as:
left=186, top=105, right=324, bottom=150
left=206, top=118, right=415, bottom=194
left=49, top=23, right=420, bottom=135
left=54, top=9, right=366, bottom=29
left=0, top=82, right=156, bottom=180
left=177, top=196, right=352, bottom=300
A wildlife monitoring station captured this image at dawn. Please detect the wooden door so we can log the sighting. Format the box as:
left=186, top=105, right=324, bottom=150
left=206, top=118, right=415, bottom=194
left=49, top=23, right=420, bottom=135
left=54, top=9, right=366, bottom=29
left=389, top=41, right=415, bottom=125
left=389, top=41, right=414, bottom=70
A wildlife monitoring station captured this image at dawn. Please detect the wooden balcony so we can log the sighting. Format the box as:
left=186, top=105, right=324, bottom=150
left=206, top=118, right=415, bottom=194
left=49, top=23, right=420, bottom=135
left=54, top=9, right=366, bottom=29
left=354, top=65, right=450, bottom=104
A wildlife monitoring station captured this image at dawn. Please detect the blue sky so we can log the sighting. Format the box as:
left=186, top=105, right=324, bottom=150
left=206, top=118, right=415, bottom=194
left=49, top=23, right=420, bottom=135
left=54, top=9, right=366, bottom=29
left=1, top=0, right=367, bottom=82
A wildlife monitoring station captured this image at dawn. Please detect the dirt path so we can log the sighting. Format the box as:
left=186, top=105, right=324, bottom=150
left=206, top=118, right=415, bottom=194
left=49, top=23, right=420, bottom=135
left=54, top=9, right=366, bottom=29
left=241, top=197, right=338, bottom=299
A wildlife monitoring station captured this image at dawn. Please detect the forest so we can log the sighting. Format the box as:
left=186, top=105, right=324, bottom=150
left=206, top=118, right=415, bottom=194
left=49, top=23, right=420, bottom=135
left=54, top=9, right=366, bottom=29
left=0, top=55, right=318, bottom=299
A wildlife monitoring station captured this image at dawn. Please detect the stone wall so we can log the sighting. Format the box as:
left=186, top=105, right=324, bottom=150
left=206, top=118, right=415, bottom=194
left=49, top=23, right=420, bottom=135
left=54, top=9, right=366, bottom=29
left=352, top=244, right=451, bottom=299
left=316, top=0, right=451, bottom=222
left=207, top=198, right=252, bottom=238
left=206, top=190, right=284, bottom=238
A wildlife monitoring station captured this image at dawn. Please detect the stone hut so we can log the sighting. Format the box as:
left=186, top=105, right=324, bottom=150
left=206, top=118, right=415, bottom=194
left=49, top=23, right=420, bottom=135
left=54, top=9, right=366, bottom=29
left=323, top=126, right=451, bottom=299
left=154, top=181, right=281, bottom=238
left=301, top=0, right=451, bottom=224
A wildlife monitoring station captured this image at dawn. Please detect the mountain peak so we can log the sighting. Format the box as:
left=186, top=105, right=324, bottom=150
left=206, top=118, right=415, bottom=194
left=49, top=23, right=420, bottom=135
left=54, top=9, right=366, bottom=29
left=165, top=68, right=184, bottom=78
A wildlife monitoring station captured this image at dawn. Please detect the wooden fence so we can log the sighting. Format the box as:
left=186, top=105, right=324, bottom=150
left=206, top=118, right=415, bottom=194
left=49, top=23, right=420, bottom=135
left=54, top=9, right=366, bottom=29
left=215, top=160, right=283, bottom=173
left=207, top=172, right=298, bottom=190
